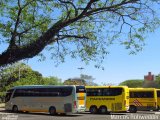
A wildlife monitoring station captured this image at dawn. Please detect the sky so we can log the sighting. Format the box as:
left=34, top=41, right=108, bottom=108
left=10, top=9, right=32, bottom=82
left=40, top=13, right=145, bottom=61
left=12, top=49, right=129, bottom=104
left=17, top=28, right=159, bottom=85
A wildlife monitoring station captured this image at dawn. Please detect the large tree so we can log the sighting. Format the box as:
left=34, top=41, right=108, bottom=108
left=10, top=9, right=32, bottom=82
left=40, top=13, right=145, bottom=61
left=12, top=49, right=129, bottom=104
left=0, top=0, right=160, bottom=66
left=80, top=74, right=97, bottom=85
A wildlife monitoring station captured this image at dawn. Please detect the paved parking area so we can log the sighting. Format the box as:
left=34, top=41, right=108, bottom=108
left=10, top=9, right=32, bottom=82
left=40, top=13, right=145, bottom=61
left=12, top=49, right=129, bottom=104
left=0, top=108, right=160, bottom=120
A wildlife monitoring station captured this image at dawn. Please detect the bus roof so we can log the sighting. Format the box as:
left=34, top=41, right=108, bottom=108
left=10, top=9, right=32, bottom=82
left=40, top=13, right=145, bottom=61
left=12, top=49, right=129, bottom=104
left=85, top=86, right=128, bottom=89
left=11, top=85, right=76, bottom=89
left=129, top=88, right=156, bottom=91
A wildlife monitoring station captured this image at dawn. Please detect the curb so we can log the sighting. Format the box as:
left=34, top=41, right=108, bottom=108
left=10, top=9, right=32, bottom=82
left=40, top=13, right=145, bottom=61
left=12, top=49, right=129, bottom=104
left=155, top=112, right=160, bottom=114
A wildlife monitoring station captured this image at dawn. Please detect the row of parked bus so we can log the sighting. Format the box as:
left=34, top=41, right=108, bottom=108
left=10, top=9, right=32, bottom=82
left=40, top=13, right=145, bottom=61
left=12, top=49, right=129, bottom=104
left=4, top=85, right=160, bottom=115
left=86, top=86, right=160, bottom=114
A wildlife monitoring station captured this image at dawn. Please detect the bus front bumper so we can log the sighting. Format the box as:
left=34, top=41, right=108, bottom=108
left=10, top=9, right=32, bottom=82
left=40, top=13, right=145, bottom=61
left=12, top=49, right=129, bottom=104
left=76, top=106, right=86, bottom=113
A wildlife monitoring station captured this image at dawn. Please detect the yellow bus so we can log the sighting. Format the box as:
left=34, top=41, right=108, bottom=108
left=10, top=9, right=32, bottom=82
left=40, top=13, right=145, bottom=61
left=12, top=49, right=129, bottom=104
left=85, top=86, right=129, bottom=114
left=156, top=89, right=160, bottom=110
left=5, top=85, right=86, bottom=115
left=129, top=88, right=157, bottom=113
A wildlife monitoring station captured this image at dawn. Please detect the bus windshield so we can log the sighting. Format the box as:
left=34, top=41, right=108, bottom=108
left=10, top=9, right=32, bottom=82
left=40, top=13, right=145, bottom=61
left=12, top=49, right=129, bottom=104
left=76, top=86, right=86, bottom=93
left=5, top=89, right=14, bottom=103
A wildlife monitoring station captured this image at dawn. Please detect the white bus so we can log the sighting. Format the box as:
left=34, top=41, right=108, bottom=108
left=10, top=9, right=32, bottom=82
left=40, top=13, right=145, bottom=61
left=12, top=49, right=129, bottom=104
left=5, top=85, right=86, bottom=115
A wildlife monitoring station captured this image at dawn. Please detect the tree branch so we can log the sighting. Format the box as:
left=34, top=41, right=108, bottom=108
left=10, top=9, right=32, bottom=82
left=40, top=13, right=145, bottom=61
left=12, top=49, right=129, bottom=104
left=58, top=0, right=78, bottom=16
left=58, top=34, right=89, bottom=40
left=9, top=0, right=22, bottom=48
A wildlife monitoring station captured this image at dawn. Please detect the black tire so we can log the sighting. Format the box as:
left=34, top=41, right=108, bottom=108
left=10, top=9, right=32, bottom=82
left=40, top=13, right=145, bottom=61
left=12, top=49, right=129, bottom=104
left=129, top=106, right=137, bottom=113
left=99, top=106, right=107, bottom=114
left=49, top=106, right=56, bottom=115
left=60, top=113, right=66, bottom=116
left=12, top=105, right=18, bottom=113
left=90, top=106, right=98, bottom=114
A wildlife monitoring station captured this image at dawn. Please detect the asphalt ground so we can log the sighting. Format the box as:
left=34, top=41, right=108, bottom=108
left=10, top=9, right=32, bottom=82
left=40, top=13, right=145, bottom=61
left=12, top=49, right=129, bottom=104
left=0, top=108, right=160, bottom=120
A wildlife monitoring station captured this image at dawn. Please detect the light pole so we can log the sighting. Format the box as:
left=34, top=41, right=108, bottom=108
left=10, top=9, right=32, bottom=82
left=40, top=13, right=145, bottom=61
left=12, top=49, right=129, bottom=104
left=78, top=67, right=84, bottom=75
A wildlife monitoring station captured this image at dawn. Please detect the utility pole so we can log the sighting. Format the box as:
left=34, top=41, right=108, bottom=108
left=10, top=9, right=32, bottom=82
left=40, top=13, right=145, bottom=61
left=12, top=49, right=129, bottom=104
left=18, top=65, right=21, bottom=80
left=78, top=67, right=84, bottom=74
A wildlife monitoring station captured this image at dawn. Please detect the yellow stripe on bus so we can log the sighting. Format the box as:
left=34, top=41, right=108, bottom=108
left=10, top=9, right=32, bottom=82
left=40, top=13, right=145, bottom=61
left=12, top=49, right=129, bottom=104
left=21, top=109, right=64, bottom=113
left=78, top=93, right=85, bottom=105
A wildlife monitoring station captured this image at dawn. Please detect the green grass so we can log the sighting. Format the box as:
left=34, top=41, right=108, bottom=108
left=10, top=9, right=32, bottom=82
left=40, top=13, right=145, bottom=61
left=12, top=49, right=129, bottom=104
left=0, top=103, right=5, bottom=108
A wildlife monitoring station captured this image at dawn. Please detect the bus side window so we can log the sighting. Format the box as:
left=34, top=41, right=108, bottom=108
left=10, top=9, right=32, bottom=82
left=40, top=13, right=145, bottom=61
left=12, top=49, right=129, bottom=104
left=86, top=89, right=92, bottom=96
left=136, top=92, right=141, bottom=98
left=130, top=92, right=134, bottom=98
left=103, top=88, right=109, bottom=96
left=97, top=89, right=102, bottom=96
left=13, top=89, right=23, bottom=98
left=157, top=91, right=160, bottom=97
left=58, top=87, right=72, bottom=96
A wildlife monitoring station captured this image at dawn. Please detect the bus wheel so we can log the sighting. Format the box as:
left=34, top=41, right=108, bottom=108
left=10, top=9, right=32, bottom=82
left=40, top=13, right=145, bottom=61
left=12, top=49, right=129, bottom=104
left=90, top=106, right=98, bottom=114
left=12, top=105, right=18, bottom=113
left=129, top=106, right=137, bottom=113
left=49, top=106, right=56, bottom=115
left=99, top=106, right=107, bottom=114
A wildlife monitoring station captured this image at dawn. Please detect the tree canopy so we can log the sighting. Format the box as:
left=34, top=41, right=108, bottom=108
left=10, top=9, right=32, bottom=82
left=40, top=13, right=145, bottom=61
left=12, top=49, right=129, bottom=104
left=63, top=78, right=86, bottom=85
left=0, top=62, right=62, bottom=89
left=154, top=75, right=160, bottom=88
left=119, top=79, right=144, bottom=88
left=0, top=0, right=160, bottom=66
left=0, top=62, right=62, bottom=102
left=63, top=74, right=97, bottom=85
